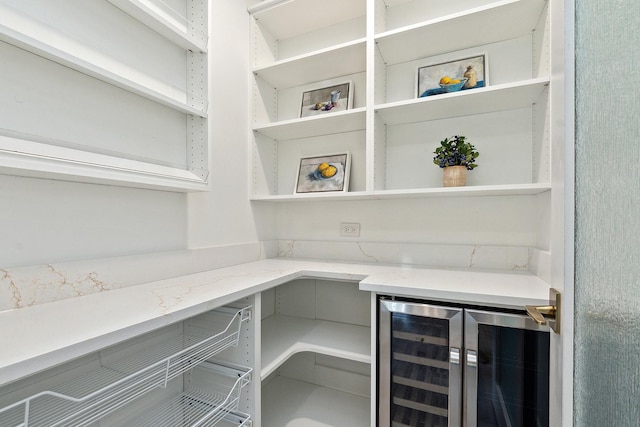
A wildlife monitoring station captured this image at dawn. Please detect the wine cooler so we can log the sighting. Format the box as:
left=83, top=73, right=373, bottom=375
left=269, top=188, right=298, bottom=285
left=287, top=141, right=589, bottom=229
left=378, top=297, right=550, bottom=427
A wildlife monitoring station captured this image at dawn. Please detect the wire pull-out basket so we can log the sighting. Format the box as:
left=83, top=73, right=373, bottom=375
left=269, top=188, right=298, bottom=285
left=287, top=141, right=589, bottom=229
left=0, top=305, right=252, bottom=427
left=114, top=361, right=252, bottom=427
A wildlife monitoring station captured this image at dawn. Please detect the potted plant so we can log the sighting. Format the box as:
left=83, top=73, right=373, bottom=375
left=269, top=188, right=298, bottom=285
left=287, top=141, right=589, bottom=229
left=432, top=135, right=479, bottom=187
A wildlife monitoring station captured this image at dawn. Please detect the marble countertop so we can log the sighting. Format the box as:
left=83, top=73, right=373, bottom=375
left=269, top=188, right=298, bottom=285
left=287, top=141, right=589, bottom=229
left=0, top=258, right=550, bottom=387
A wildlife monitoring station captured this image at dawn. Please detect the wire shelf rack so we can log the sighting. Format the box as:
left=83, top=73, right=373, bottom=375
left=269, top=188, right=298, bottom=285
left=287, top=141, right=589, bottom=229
left=114, top=362, right=252, bottom=427
left=0, top=305, right=252, bottom=427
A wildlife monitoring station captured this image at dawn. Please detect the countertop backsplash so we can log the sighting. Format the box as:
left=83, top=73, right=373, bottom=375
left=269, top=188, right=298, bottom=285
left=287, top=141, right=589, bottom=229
left=0, top=241, right=276, bottom=311
left=0, top=240, right=549, bottom=311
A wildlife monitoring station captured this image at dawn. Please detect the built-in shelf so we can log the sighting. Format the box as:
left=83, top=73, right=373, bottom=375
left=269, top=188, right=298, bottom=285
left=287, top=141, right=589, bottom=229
left=250, top=184, right=551, bottom=202
left=375, top=0, right=547, bottom=65
left=1, top=0, right=210, bottom=192
left=261, top=315, right=371, bottom=380
left=249, top=0, right=557, bottom=205
left=263, top=376, right=370, bottom=427
left=250, top=191, right=371, bottom=202
left=252, top=39, right=367, bottom=89
left=249, top=0, right=366, bottom=41
left=0, top=133, right=209, bottom=192
left=375, top=78, right=550, bottom=126
left=107, top=0, right=208, bottom=52
left=372, top=184, right=551, bottom=198
left=253, top=108, right=366, bottom=141
left=0, top=3, right=207, bottom=118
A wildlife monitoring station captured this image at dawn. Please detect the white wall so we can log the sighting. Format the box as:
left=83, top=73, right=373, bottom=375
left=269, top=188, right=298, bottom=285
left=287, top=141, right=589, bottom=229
left=187, top=0, right=278, bottom=248
left=275, top=196, right=542, bottom=247
left=0, top=174, right=187, bottom=268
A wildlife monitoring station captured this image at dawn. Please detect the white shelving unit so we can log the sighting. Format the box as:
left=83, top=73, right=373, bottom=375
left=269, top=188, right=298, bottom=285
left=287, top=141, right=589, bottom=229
left=0, top=0, right=210, bottom=191
left=248, top=0, right=554, bottom=200
left=260, top=278, right=372, bottom=427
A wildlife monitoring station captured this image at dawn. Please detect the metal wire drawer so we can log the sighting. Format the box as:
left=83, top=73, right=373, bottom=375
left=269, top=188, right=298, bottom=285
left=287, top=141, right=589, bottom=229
left=0, top=305, right=252, bottom=427
left=114, top=362, right=252, bottom=427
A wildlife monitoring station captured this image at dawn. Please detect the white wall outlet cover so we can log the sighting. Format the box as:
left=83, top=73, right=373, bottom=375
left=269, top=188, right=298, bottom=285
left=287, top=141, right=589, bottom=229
left=340, top=222, right=360, bottom=237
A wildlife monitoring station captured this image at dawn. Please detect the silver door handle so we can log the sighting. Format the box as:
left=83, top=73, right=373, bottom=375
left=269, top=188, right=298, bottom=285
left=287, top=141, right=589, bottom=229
left=467, top=349, right=478, bottom=368
left=450, top=348, right=460, bottom=365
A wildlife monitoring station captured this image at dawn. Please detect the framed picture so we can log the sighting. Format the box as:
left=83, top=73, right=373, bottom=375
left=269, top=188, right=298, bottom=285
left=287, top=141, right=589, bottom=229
left=417, top=54, right=488, bottom=98
left=300, top=82, right=353, bottom=118
left=294, top=153, right=351, bottom=194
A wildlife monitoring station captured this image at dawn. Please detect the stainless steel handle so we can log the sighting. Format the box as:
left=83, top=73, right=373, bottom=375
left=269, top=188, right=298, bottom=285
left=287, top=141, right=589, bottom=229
left=465, top=348, right=478, bottom=427
left=466, top=349, right=478, bottom=368
left=450, top=347, right=460, bottom=365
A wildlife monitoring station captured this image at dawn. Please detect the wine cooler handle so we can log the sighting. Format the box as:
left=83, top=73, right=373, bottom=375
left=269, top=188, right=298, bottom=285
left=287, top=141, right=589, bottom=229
left=466, top=349, right=478, bottom=367
left=465, top=349, right=478, bottom=427
left=450, top=347, right=461, bottom=365
left=449, top=347, right=463, bottom=427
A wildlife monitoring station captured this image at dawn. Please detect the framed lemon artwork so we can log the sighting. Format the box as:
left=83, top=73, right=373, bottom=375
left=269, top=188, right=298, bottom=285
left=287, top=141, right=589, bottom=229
left=294, top=153, right=351, bottom=194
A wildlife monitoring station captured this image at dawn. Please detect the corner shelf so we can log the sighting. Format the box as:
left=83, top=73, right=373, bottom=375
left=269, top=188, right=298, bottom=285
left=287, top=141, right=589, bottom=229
left=261, top=314, right=371, bottom=380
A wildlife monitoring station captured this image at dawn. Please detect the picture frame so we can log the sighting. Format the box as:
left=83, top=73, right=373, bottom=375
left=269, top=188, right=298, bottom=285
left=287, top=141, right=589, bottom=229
left=416, top=54, right=488, bottom=98
left=294, top=153, right=351, bottom=194
left=300, top=82, right=353, bottom=118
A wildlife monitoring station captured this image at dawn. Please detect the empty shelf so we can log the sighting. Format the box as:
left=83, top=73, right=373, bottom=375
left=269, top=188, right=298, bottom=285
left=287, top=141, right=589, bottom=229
left=261, top=314, right=371, bottom=379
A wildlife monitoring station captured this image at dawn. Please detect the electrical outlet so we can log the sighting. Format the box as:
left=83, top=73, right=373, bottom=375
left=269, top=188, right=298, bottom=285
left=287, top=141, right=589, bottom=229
left=340, top=222, right=360, bottom=237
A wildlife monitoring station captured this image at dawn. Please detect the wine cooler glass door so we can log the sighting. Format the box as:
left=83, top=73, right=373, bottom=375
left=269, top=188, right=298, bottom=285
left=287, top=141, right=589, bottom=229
left=379, top=300, right=463, bottom=427
left=464, top=309, right=551, bottom=427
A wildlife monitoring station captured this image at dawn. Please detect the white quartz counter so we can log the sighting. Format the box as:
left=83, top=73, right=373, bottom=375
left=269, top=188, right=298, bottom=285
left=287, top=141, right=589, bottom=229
left=0, top=258, right=550, bottom=387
